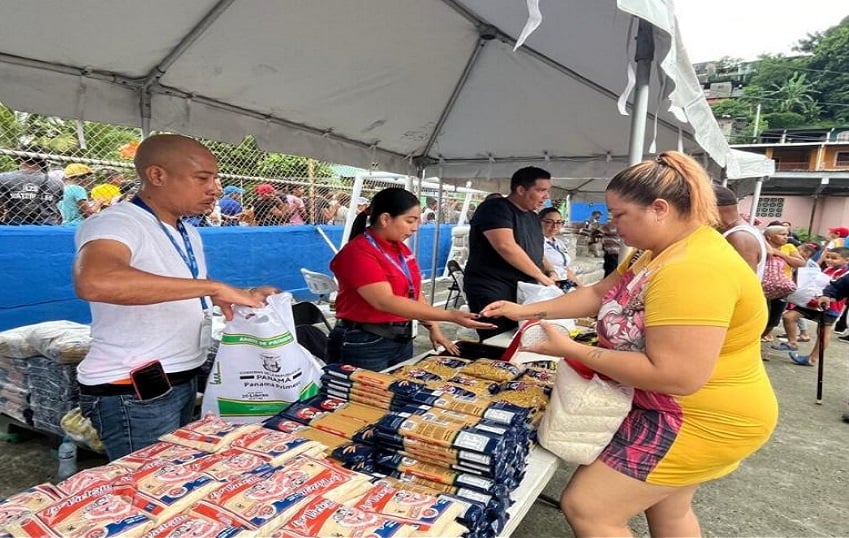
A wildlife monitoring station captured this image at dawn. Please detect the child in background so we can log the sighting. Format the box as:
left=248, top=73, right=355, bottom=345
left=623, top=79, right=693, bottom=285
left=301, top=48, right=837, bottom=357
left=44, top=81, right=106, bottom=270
left=783, top=247, right=849, bottom=366
left=774, top=243, right=821, bottom=345
left=814, top=272, right=849, bottom=422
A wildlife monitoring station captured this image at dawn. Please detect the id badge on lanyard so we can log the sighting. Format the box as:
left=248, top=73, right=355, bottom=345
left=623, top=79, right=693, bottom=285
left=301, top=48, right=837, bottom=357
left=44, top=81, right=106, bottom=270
left=199, top=310, right=213, bottom=351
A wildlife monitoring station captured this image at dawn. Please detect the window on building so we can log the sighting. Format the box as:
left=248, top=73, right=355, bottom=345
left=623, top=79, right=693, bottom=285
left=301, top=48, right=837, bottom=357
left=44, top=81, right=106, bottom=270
left=836, top=151, right=849, bottom=167
left=756, top=197, right=784, bottom=219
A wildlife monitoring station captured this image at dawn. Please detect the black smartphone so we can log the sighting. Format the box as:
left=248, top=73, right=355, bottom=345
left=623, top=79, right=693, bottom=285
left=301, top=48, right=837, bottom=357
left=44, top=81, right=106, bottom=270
left=130, top=361, right=171, bottom=400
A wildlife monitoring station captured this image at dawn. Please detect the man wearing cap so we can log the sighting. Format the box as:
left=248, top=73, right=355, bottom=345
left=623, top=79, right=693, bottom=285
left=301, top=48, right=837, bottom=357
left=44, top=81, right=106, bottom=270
left=59, top=163, right=99, bottom=226
left=90, top=168, right=125, bottom=208
left=0, top=149, right=64, bottom=225
left=823, top=227, right=849, bottom=252
left=219, top=185, right=245, bottom=226
left=73, top=134, right=279, bottom=460
left=252, top=183, right=289, bottom=225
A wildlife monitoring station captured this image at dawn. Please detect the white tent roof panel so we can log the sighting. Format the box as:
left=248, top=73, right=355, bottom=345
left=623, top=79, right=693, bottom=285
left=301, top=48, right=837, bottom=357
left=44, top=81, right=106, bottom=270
left=0, top=0, right=774, bottom=182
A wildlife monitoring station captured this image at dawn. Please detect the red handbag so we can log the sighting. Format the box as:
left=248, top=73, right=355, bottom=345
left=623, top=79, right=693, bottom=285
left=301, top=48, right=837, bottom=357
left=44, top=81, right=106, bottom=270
left=762, top=255, right=796, bottom=299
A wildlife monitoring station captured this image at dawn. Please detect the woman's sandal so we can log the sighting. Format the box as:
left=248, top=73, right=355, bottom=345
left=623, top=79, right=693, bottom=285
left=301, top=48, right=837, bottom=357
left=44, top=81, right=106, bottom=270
left=798, top=335, right=811, bottom=342
left=789, top=352, right=814, bottom=366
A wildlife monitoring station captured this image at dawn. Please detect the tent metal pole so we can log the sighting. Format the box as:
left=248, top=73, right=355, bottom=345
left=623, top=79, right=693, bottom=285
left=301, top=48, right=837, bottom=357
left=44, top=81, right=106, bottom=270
left=628, top=19, right=654, bottom=166
left=420, top=30, right=492, bottom=159
left=808, top=195, right=819, bottom=238
left=429, top=178, right=445, bottom=304
left=413, top=169, right=425, bottom=258
left=457, top=182, right=473, bottom=227
left=140, top=0, right=236, bottom=92
left=807, top=177, right=830, bottom=234
left=439, top=0, right=689, bottom=140
left=315, top=226, right=339, bottom=255
left=341, top=174, right=366, bottom=249
left=748, top=177, right=764, bottom=225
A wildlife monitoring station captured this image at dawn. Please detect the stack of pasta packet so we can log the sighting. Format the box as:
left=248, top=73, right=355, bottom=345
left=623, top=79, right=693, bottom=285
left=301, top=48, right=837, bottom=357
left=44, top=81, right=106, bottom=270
left=298, top=363, right=544, bottom=536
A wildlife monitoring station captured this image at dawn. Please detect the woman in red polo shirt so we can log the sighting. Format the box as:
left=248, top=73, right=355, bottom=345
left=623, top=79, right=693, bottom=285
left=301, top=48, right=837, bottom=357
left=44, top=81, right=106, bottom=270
left=327, top=187, right=495, bottom=371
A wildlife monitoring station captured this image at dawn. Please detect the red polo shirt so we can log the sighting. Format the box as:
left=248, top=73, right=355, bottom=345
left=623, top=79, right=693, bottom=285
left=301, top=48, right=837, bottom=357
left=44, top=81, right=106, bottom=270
left=330, top=232, right=422, bottom=323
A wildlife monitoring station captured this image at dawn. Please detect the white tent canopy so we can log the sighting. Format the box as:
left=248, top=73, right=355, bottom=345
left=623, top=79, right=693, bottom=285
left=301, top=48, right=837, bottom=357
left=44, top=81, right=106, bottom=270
left=0, top=0, right=773, bottom=189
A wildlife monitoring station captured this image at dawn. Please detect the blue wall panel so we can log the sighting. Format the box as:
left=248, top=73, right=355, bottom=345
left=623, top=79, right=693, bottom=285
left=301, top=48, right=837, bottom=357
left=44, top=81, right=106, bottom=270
left=570, top=202, right=609, bottom=224
left=0, top=224, right=454, bottom=331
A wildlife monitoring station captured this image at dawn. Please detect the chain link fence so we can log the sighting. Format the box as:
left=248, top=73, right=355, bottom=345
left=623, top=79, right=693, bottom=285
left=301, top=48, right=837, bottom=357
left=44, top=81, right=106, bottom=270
left=0, top=103, right=489, bottom=226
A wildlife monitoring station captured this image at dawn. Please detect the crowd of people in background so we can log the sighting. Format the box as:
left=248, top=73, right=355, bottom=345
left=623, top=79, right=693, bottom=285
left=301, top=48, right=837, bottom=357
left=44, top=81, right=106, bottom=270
left=0, top=150, right=483, bottom=228
left=0, top=152, right=138, bottom=226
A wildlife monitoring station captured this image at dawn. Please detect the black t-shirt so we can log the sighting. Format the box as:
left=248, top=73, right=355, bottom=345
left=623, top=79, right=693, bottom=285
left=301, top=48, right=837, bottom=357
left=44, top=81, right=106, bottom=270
left=253, top=197, right=284, bottom=225
left=464, top=196, right=544, bottom=308
left=0, top=170, right=63, bottom=224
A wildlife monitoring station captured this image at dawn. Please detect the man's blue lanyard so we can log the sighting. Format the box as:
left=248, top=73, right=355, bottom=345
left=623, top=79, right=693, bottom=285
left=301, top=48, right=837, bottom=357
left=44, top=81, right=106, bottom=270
left=363, top=230, right=416, bottom=298
left=131, top=197, right=209, bottom=310
left=548, top=238, right=567, bottom=265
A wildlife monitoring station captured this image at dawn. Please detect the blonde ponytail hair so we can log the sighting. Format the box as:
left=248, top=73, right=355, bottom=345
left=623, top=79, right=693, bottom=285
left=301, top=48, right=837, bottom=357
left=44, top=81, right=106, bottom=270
left=606, top=151, right=719, bottom=227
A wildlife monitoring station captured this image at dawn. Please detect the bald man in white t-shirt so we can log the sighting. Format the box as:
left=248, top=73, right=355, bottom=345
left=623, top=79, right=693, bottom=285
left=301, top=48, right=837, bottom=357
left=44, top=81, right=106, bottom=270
left=73, top=134, right=279, bottom=460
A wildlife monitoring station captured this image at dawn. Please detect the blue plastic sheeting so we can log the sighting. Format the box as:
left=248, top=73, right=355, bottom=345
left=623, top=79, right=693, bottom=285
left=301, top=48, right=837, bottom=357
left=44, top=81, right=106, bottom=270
left=570, top=202, right=609, bottom=224
left=0, top=225, right=454, bottom=331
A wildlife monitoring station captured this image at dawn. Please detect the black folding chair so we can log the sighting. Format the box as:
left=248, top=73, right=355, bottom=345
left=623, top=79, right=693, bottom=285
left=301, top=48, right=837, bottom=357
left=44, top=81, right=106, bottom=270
left=292, top=301, right=332, bottom=331
left=445, top=259, right=466, bottom=309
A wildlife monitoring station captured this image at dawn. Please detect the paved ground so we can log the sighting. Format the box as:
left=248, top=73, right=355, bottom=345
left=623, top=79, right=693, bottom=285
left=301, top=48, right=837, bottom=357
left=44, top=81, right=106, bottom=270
left=2, top=278, right=848, bottom=537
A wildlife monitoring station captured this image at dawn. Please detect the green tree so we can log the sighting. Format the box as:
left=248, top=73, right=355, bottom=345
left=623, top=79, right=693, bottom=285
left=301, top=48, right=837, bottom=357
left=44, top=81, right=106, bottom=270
left=710, top=98, right=753, bottom=120
left=746, top=54, right=809, bottom=98
left=761, top=112, right=805, bottom=129
left=807, top=17, right=849, bottom=122
left=768, top=72, right=819, bottom=118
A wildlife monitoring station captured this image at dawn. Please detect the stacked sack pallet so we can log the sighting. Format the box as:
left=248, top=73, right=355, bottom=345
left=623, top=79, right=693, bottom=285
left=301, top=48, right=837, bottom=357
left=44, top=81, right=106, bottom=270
left=0, top=414, right=470, bottom=537
left=0, top=321, right=90, bottom=436
left=262, top=358, right=555, bottom=537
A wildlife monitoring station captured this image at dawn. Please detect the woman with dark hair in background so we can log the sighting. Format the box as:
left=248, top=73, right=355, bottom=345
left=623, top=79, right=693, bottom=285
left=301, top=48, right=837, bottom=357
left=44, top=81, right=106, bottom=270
left=327, top=187, right=494, bottom=371
left=760, top=225, right=805, bottom=342
left=539, top=207, right=580, bottom=284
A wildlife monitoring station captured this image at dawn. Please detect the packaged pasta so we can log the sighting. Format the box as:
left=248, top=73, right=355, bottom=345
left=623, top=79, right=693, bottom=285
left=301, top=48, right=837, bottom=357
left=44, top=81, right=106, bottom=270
left=458, top=359, right=522, bottom=383
left=113, top=441, right=208, bottom=470
left=0, top=483, right=62, bottom=527
left=130, top=461, right=221, bottom=523
left=229, top=427, right=325, bottom=465
left=191, top=455, right=371, bottom=530
left=186, top=448, right=273, bottom=481
left=493, top=380, right=550, bottom=410
left=274, top=495, right=414, bottom=538
left=141, top=512, right=243, bottom=538
left=413, top=357, right=471, bottom=379
left=7, top=484, right=153, bottom=537
left=55, top=463, right=133, bottom=496
left=159, top=415, right=260, bottom=452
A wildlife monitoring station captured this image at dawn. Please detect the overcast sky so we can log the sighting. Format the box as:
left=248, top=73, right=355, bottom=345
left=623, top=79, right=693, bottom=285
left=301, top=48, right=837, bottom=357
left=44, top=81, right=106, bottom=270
left=673, top=0, right=849, bottom=63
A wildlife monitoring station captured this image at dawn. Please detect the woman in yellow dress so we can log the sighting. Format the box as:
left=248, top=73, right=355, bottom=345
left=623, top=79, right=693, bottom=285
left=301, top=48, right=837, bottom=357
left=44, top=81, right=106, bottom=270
left=481, top=151, right=778, bottom=537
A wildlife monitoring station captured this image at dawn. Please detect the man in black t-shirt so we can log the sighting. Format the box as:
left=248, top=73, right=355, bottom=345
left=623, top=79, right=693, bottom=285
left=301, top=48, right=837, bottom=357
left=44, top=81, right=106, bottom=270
left=464, top=166, right=554, bottom=340
left=0, top=150, right=63, bottom=225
